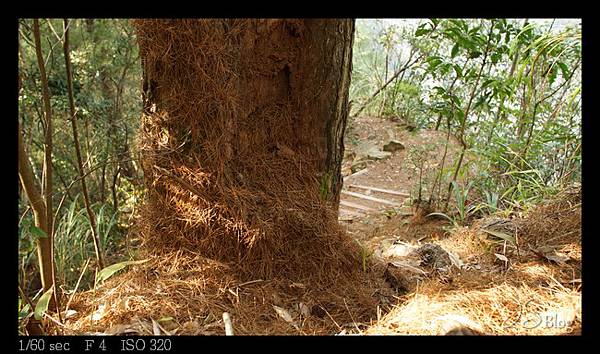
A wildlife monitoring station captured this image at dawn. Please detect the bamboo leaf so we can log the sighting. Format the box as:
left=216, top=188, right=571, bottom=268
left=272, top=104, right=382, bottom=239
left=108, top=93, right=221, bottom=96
left=30, top=226, right=47, bottom=239
left=426, top=212, right=458, bottom=227
left=557, top=61, right=570, bottom=79
left=451, top=43, right=460, bottom=58
left=19, top=302, right=31, bottom=320
left=95, top=259, right=149, bottom=285
left=482, top=228, right=515, bottom=244
left=34, top=287, right=54, bottom=320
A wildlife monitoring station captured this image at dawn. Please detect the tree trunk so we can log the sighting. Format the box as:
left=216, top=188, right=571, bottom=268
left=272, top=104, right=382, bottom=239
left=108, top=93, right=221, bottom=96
left=32, top=19, right=57, bottom=299
left=134, top=19, right=357, bottom=279
left=18, top=125, right=53, bottom=295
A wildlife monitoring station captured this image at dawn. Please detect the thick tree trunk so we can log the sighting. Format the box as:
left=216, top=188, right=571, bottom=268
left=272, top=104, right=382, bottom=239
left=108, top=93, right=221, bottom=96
left=134, top=19, right=356, bottom=278
left=138, top=19, right=352, bottom=207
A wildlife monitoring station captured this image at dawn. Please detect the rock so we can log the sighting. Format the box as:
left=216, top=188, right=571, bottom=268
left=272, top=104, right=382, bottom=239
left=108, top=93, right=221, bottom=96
left=341, top=166, right=352, bottom=176
left=383, top=265, right=410, bottom=295
left=402, top=124, right=417, bottom=132
left=311, top=304, right=334, bottom=319
left=383, top=243, right=417, bottom=258
left=382, top=140, right=405, bottom=152
left=343, top=150, right=356, bottom=160
left=351, top=161, right=368, bottom=173
left=444, top=326, right=483, bottom=336
left=365, top=147, right=392, bottom=160
left=478, top=217, right=520, bottom=235
left=411, top=243, right=458, bottom=283
left=338, top=214, right=354, bottom=222
left=439, top=314, right=485, bottom=335
left=411, top=243, right=452, bottom=270
left=355, top=141, right=392, bottom=161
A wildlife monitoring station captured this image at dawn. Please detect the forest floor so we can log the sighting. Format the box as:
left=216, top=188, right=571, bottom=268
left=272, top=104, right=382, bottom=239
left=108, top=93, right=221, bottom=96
left=47, top=116, right=581, bottom=336
left=336, top=116, right=581, bottom=335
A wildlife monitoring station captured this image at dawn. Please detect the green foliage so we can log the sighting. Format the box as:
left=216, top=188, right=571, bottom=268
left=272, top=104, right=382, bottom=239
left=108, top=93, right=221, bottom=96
left=451, top=180, right=473, bottom=224
left=356, top=241, right=374, bottom=273
left=350, top=19, right=581, bottom=218
left=51, top=195, right=126, bottom=290
left=426, top=212, right=459, bottom=228
left=30, top=226, right=47, bottom=239
left=18, top=299, right=31, bottom=321
left=18, top=19, right=141, bottom=299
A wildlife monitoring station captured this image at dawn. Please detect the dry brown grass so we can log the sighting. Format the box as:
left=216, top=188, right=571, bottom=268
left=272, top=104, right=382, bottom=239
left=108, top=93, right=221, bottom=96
left=361, top=185, right=582, bottom=335
left=365, top=279, right=580, bottom=335
left=56, top=251, right=391, bottom=335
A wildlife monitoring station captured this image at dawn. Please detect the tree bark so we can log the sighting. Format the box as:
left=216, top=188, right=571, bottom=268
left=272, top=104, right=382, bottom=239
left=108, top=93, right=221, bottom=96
left=138, top=19, right=353, bottom=208
left=134, top=19, right=356, bottom=276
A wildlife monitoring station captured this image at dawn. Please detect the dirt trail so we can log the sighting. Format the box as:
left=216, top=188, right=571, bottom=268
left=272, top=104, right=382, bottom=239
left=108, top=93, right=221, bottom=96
left=339, top=116, right=460, bottom=249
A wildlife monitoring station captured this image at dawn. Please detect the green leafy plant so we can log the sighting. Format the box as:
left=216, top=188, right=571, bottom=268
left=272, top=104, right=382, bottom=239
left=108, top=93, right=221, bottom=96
left=451, top=180, right=474, bottom=224
left=426, top=211, right=459, bottom=228
left=356, top=242, right=374, bottom=273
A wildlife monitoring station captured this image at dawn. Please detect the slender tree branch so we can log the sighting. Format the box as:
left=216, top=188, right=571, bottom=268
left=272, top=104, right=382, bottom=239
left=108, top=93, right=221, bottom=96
left=352, top=51, right=424, bottom=117
left=63, top=19, right=105, bottom=269
left=32, top=20, right=57, bottom=304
